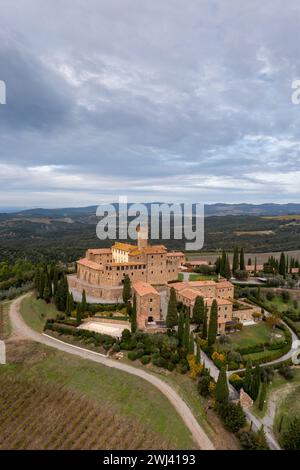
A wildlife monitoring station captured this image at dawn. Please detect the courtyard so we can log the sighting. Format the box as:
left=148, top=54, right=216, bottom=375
left=78, top=320, right=129, bottom=338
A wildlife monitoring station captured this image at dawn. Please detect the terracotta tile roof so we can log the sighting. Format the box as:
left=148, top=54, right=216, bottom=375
left=87, top=248, right=111, bottom=254
left=170, top=282, right=189, bottom=291
left=189, top=280, right=216, bottom=287
left=112, top=242, right=138, bottom=251
left=142, top=245, right=167, bottom=254
left=77, top=258, right=102, bottom=270
left=133, top=281, right=159, bottom=297
left=178, top=288, right=200, bottom=301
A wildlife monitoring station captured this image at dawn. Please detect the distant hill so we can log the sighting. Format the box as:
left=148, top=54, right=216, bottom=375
left=1, top=203, right=300, bottom=263
left=1, top=202, right=300, bottom=218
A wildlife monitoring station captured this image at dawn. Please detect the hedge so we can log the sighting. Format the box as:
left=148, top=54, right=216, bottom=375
left=44, top=319, right=116, bottom=346
left=284, top=316, right=300, bottom=339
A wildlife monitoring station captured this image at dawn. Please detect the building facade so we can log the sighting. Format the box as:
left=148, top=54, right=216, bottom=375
left=167, top=279, right=234, bottom=334
left=68, top=228, right=185, bottom=302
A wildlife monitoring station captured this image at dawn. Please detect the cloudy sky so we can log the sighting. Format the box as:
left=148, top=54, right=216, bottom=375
left=1, top=0, right=300, bottom=208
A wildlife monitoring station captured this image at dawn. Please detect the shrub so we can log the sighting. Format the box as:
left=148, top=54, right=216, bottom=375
left=121, top=329, right=132, bottom=342
left=127, top=351, right=138, bottom=361
left=238, top=429, right=269, bottom=450
left=229, top=373, right=244, bottom=391
left=112, top=343, right=120, bottom=353
left=140, top=355, right=151, bottom=365
left=281, top=417, right=300, bottom=450
left=278, top=364, right=294, bottom=380
left=227, top=351, right=242, bottom=364
left=167, top=362, right=175, bottom=371
left=135, top=348, right=145, bottom=359
left=198, top=374, right=211, bottom=397
left=170, top=352, right=180, bottom=364
left=152, top=356, right=168, bottom=369
left=178, top=359, right=189, bottom=374
left=218, top=402, right=246, bottom=433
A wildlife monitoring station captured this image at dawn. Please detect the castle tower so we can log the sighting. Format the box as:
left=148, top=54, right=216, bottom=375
left=137, top=224, right=148, bottom=250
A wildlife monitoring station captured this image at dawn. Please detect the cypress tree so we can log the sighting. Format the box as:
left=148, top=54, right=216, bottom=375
left=189, top=332, right=194, bottom=355
left=243, top=361, right=253, bottom=394
left=258, top=381, right=267, bottom=411
left=254, top=257, right=257, bottom=275
left=208, top=299, right=218, bottom=347
left=38, top=271, right=45, bottom=299
left=192, top=296, right=204, bottom=325
left=69, top=292, right=74, bottom=314
left=43, top=274, right=52, bottom=303
left=183, top=312, right=190, bottom=351
left=131, top=294, right=137, bottom=333
left=66, top=292, right=71, bottom=316
left=81, top=289, right=87, bottom=314
left=225, top=255, right=231, bottom=280
left=279, top=252, right=286, bottom=277
left=215, top=367, right=229, bottom=403
left=126, top=301, right=132, bottom=318
left=76, top=302, right=82, bottom=324
left=232, top=247, right=239, bottom=273
left=166, top=287, right=178, bottom=329
left=53, top=268, right=59, bottom=297
left=122, top=275, right=131, bottom=303
left=34, top=269, right=41, bottom=292
left=251, top=364, right=261, bottom=401
left=202, top=303, right=208, bottom=339
left=220, top=250, right=227, bottom=277
left=240, top=248, right=245, bottom=271
left=177, top=310, right=185, bottom=346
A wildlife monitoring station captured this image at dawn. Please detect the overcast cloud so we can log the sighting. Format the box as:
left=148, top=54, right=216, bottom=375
left=1, top=0, right=300, bottom=207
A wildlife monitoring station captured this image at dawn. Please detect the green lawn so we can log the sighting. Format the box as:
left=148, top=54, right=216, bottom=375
left=1, top=341, right=195, bottom=449
left=274, top=382, right=300, bottom=441
left=20, top=295, right=60, bottom=332
left=264, top=295, right=300, bottom=315
left=251, top=369, right=300, bottom=420
left=228, top=322, right=284, bottom=349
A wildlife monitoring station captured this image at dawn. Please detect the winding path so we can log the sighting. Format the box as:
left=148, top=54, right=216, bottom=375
left=9, top=294, right=215, bottom=451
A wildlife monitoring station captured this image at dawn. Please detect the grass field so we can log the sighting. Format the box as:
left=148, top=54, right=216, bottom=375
left=20, top=295, right=60, bottom=332
left=1, top=340, right=195, bottom=449
left=251, top=369, right=300, bottom=420
left=274, top=382, right=300, bottom=443
left=228, top=322, right=284, bottom=349
left=264, top=295, right=300, bottom=316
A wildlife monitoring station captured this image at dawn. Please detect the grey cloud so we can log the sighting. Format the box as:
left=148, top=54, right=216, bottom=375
left=0, top=0, right=300, bottom=206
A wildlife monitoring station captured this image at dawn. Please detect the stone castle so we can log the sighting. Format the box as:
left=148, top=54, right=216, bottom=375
left=68, top=226, right=185, bottom=303
left=68, top=227, right=238, bottom=333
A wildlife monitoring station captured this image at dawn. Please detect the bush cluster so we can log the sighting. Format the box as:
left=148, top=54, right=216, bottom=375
left=45, top=319, right=116, bottom=350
